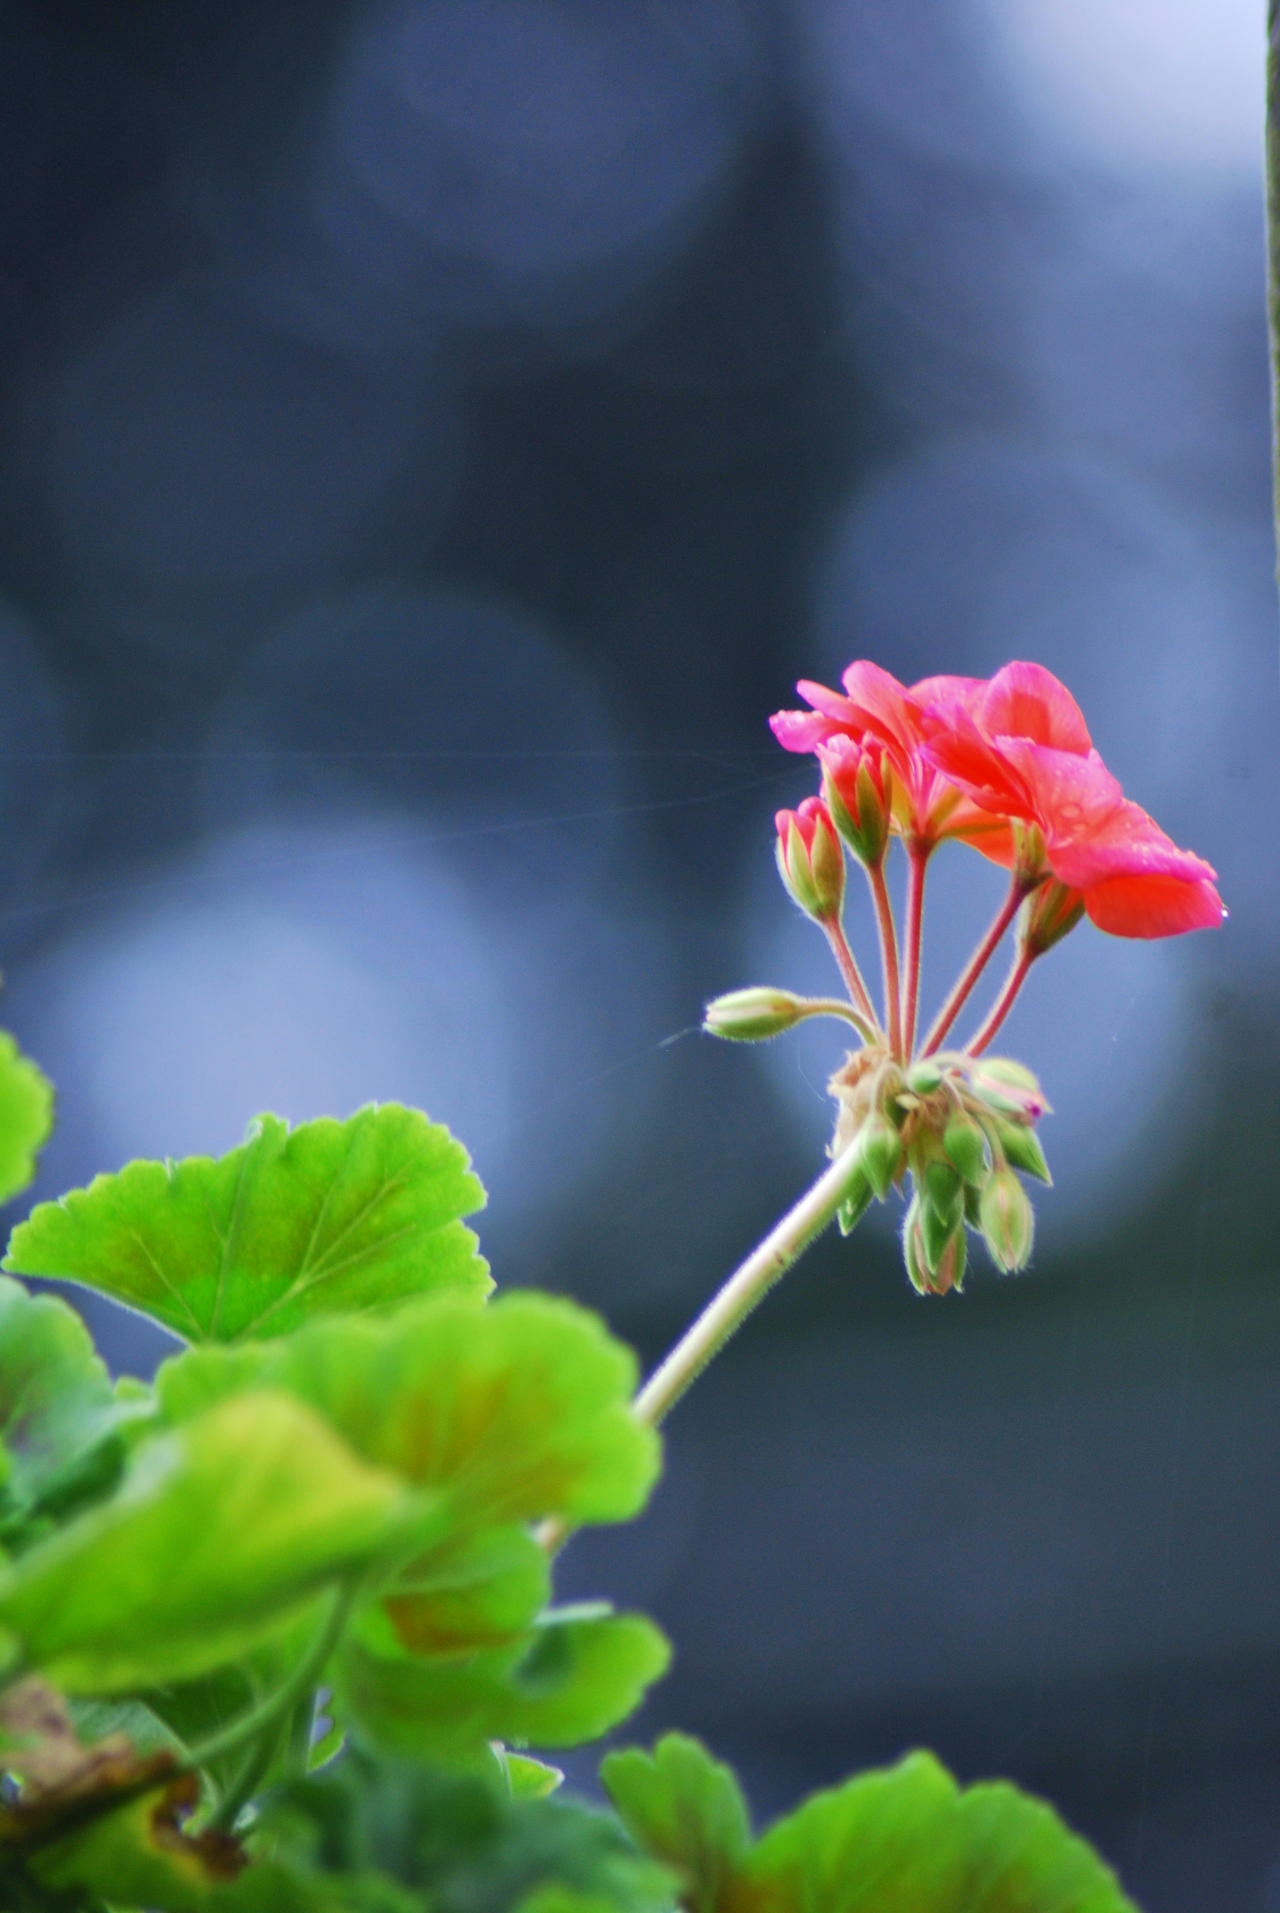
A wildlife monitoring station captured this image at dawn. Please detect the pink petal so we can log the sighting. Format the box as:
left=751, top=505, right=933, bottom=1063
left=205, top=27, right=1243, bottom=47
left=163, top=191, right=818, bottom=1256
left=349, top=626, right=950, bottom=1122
left=838, top=660, right=920, bottom=752
left=1083, top=873, right=1226, bottom=938
left=1049, top=798, right=1216, bottom=889
left=909, top=673, right=987, bottom=711
left=770, top=709, right=843, bottom=753
left=1004, top=743, right=1126, bottom=839
left=980, top=662, right=1092, bottom=754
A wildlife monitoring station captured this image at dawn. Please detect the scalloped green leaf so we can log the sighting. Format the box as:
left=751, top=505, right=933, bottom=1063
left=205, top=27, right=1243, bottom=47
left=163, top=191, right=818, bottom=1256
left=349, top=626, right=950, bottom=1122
left=601, top=1735, right=750, bottom=1913
left=0, top=1030, right=53, bottom=1207
left=4, top=1103, right=490, bottom=1345
left=159, top=1291, right=661, bottom=1536
left=336, top=1608, right=670, bottom=1764
left=0, top=1391, right=422, bottom=1693
left=0, top=1278, right=119, bottom=1534
left=731, top=1749, right=1139, bottom=1913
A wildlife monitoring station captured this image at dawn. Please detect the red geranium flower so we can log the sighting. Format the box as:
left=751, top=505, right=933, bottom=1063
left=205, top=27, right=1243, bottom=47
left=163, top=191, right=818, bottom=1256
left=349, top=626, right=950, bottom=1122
left=770, top=661, right=1011, bottom=856
left=920, top=662, right=1223, bottom=939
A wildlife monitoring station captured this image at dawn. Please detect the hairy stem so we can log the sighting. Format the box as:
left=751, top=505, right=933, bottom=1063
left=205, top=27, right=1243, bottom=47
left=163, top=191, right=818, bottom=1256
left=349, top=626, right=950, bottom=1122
left=798, top=995, right=880, bottom=1043
left=822, top=918, right=879, bottom=1031
left=921, top=873, right=1031, bottom=1056
left=538, top=1132, right=868, bottom=1557
left=899, top=841, right=931, bottom=1057
left=965, top=945, right=1037, bottom=1056
left=866, top=862, right=903, bottom=1058
left=189, top=1578, right=360, bottom=1827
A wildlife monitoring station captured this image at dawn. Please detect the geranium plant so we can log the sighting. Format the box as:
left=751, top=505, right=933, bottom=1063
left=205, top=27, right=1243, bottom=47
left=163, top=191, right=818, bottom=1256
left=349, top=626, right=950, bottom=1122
left=0, top=653, right=1221, bottom=1912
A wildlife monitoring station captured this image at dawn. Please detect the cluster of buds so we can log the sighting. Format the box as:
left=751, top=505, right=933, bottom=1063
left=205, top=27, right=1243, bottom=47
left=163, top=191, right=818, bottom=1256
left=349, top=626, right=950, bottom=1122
left=827, top=1048, right=1047, bottom=1294
left=705, top=658, right=1223, bottom=1295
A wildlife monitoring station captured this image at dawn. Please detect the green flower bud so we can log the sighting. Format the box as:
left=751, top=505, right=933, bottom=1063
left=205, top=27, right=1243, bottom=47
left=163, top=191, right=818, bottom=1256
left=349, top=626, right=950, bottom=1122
left=903, top=1193, right=966, bottom=1296
left=857, top=1109, right=903, bottom=1199
left=942, top=1113, right=988, bottom=1185
left=923, top=1157, right=962, bottom=1224
left=703, top=987, right=809, bottom=1042
left=920, top=1187, right=961, bottom=1273
left=775, top=799, right=845, bottom=923
left=993, top=1118, right=1052, bottom=1184
left=1021, top=879, right=1085, bottom=957
left=837, top=1166, right=874, bottom=1236
left=905, top=1060, right=943, bottom=1096
left=979, top=1168, right=1036, bottom=1273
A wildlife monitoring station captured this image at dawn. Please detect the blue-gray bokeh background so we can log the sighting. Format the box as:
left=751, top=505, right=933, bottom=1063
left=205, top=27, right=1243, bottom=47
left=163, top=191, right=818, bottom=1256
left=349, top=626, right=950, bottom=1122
left=2, top=3, right=1278, bottom=1905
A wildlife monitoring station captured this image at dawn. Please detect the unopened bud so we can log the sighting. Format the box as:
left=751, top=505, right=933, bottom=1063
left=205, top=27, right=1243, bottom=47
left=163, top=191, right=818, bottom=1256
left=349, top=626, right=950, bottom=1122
left=993, top=1118, right=1051, bottom=1184
left=920, top=1189, right=961, bottom=1273
left=979, top=1167, right=1035, bottom=1273
left=857, top=1109, right=903, bottom=1199
left=923, top=1158, right=962, bottom=1223
left=1021, top=879, right=1085, bottom=957
left=775, top=798, right=845, bottom=923
left=837, top=1165, right=874, bottom=1236
left=817, top=736, right=889, bottom=867
left=703, top=987, right=809, bottom=1042
left=969, top=1058, right=1049, bottom=1122
left=943, top=1114, right=987, bottom=1185
left=905, top=1060, right=944, bottom=1096
left=903, top=1193, right=966, bottom=1296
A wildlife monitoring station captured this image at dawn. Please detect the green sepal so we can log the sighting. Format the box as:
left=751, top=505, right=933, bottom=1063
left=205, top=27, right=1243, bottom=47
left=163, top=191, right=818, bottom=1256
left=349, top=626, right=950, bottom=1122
left=0, top=1029, right=54, bottom=1207
left=856, top=1112, right=902, bottom=1200
left=922, top=1159, right=962, bottom=1224
left=335, top=1606, right=671, bottom=1763
left=601, top=1733, right=751, bottom=1913
left=5, top=1103, right=490, bottom=1345
left=994, top=1121, right=1052, bottom=1184
left=836, top=1167, right=873, bottom=1236
left=942, top=1115, right=987, bottom=1186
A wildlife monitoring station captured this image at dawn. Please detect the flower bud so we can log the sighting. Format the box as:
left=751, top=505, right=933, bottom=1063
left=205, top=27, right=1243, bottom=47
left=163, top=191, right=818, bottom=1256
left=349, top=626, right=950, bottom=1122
left=969, top=1058, right=1049, bottom=1122
left=993, top=1118, right=1051, bottom=1184
left=903, top=1194, right=965, bottom=1296
left=920, top=1193, right=961, bottom=1274
left=1021, top=879, right=1085, bottom=957
left=816, top=736, right=889, bottom=866
left=857, top=1109, right=903, bottom=1199
left=979, top=1167, right=1035, bottom=1273
left=775, top=798, right=845, bottom=923
left=905, top=1060, right=944, bottom=1096
left=942, top=1113, right=987, bottom=1185
left=922, top=1157, right=962, bottom=1224
left=703, top=987, right=810, bottom=1042
left=837, top=1165, right=874, bottom=1236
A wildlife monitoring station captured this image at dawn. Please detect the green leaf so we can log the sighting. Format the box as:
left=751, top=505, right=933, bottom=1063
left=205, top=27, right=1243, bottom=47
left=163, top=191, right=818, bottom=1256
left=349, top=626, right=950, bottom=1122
left=5, top=1103, right=490, bottom=1344
left=20, top=1771, right=417, bottom=1913
left=336, top=1609, right=671, bottom=1764
left=159, top=1291, right=661, bottom=1535
left=262, top=1751, right=678, bottom=1913
left=732, top=1749, right=1139, bottom=1913
left=0, top=1277, right=120, bottom=1532
left=601, top=1735, right=750, bottom=1913
left=0, top=1030, right=54, bottom=1207
left=0, top=1390, right=422, bottom=1692
left=384, top=1525, right=551, bottom=1655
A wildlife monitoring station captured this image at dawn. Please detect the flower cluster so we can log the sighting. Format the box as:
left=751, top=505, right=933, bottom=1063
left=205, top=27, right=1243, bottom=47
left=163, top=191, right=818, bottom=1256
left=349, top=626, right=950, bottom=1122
left=707, top=660, right=1223, bottom=1293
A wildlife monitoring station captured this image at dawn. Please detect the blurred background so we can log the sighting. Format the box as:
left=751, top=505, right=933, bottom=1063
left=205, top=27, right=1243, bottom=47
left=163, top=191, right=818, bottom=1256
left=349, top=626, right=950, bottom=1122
left=1, top=0, right=1278, bottom=1904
